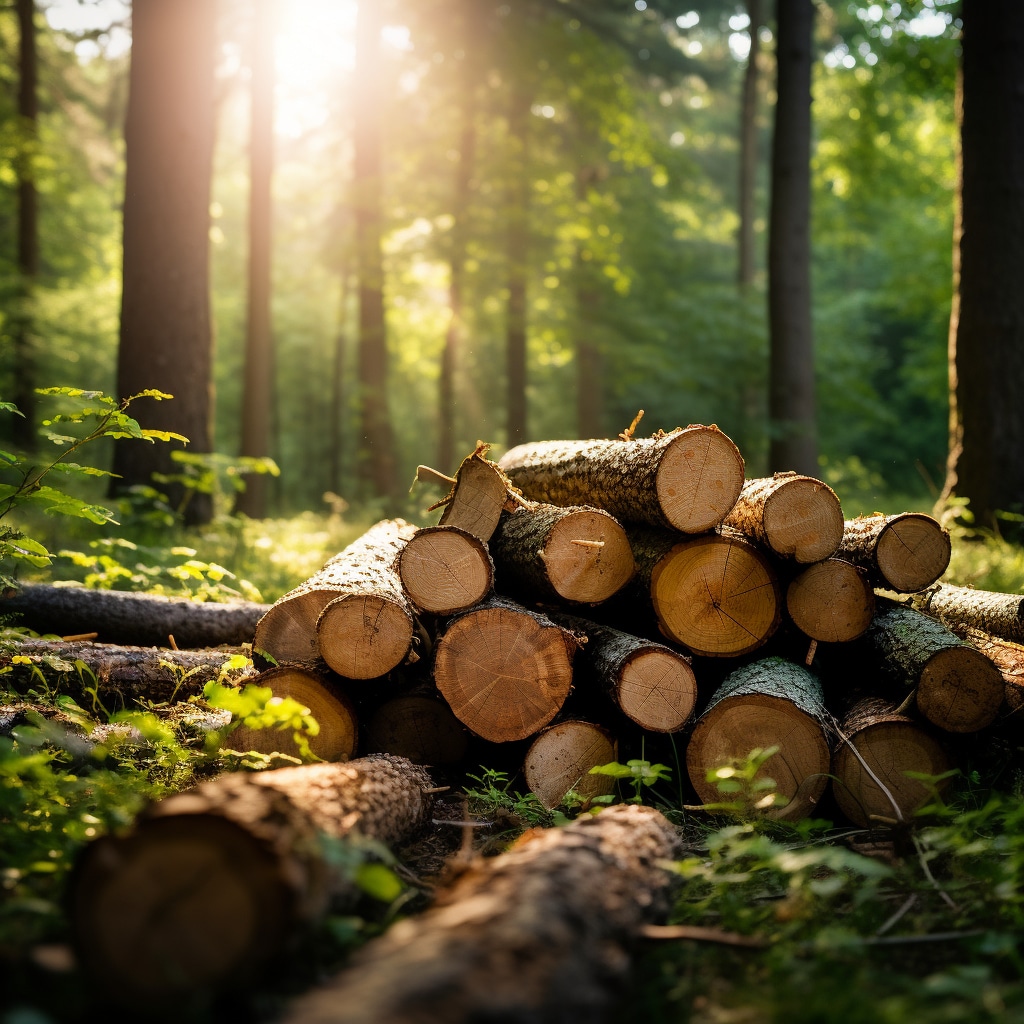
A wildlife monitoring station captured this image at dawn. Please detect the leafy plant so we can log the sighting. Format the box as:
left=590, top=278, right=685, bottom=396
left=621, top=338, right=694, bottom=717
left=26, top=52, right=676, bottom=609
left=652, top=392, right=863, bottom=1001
left=589, top=757, right=674, bottom=804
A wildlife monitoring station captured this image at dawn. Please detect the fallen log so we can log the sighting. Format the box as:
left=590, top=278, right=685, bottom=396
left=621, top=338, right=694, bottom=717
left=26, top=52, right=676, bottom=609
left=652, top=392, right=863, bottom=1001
left=0, top=583, right=268, bottom=648
left=911, top=582, right=1024, bottom=645
left=433, top=596, right=579, bottom=742
left=954, top=628, right=1024, bottom=721
left=786, top=558, right=875, bottom=643
left=72, top=754, right=435, bottom=1000
left=832, top=695, right=951, bottom=828
left=280, top=804, right=682, bottom=1024
left=522, top=719, right=617, bottom=808
left=686, top=656, right=831, bottom=820
left=365, top=692, right=470, bottom=765
left=837, top=512, right=951, bottom=593
left=722, top=472, right=844, bottom=563
left=397, top=525, right=494, bottom=615
left=490, top=502, right=635, bottom=605
left=499, top=425, right=745, bottom=534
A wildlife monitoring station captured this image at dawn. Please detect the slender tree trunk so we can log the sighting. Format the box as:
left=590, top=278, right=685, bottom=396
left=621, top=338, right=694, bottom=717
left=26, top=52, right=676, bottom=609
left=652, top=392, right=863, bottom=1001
left=738, top=0, right=762, bottom=290
left=12, top=0, right=39, bottom=449
left=575, top=167, right=603, bottom=438
left=767, top=0, right=817, bottom=475
left=329, top=271, right=351, bottom=496
left=236, top=0, right=276, bottom=519
left=111, top=0, right=217, bottom=525
left=941, top=1, right=1024, bottom=528
left=354, top=2, right=398, bottom=500
left=505, top=85, right=531, bottom=449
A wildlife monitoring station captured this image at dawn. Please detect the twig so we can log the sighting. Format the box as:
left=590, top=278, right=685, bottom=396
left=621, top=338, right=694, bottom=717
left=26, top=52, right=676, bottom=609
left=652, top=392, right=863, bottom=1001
left=640, top=924, right=766, bottom=948
left=912, top=831, right=959, bottom=911
left=876, top=893, right=917, bottom=936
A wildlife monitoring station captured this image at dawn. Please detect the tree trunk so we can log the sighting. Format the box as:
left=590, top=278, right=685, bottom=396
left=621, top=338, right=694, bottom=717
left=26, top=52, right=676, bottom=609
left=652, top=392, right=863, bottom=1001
left=722, top=472, right=843, bottom=563
left=505, top=83, right=531, bottom=448
left=490, top=502, right=635, bottom=605
left=111, top=0, right=217, bottom=525
left=523, top=720, right=616, bottom=809
left=353, top=1, right=398, bottom=500
left=280, top=804, right=681, bottom=1024
left=365, top=691, right=469, bottom=766
left=329, top=272, right=352, bottom=496
left=837, top=512, right=951, bottom=593
left=767, top=0, right=817, bottom=475
left=686, top=656, right=831, bottom=820
left=786, top=558, right=874, bottom=643
left=252, top=519, right=417, bottom=675
left=235, top=0, right=276, bottom=519
left=1, top=583, right=267, bottom=648
left=433, top=596, right=579, bottom=742
left=911, top=582, right=1024, bottom=644
left=397, top=525, right=493, bottom=615
left=72, top=755, right=435, bottom=1000
left=738, top=0, right=763, bottom=290
left=575, top=166, right=605, bottom=438
left=499, top=426, right=745, bottom=534
left=941, top=0, right=1024, bottom=530
left=863, top=603, right=1004, bottom=733
left=832, top=696, right=952, bottom=828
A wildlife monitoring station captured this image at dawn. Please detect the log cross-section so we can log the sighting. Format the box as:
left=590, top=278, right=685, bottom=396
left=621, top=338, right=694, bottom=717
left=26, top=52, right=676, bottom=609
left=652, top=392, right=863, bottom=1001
left=837, top=512, right=951, bottom=593
left=398, top=525, right=494, bottom=615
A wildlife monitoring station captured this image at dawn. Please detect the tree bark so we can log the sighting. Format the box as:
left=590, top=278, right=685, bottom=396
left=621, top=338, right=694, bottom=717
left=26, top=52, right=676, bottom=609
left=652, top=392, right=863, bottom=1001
left=1, top=583, right=268, bottom=648
left=505, top=82, right=531, bottom=448
left=768, top=0, right=817, bottom=475
left=111, top=0, right=217, bottom=525
left=837, top=512, right=951, bottom=593
left=686, top=656, right=831, bottom=821
left=72, top=755, right=435, bottom=1000
left=398, top=525, right=493, bottom=615
left=499, top=426, right=745, bottom=534
left=738, top=0, right=762, bottom=290
left=522, top=720, right=617, bottom=809
left=941, top=0, right=1024, bottom=529
left=722, top=472, right=843, bottom=563
left=280, top=804, right=681, bottom=1024
left=912, top=582, right=1024, bottom=645
left=786, top=558, right=874, bottom=643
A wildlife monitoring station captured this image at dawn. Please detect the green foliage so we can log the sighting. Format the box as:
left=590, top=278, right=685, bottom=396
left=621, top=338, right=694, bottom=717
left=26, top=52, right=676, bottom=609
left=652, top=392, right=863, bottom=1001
left=693, top=744, right=789, bottom=816
left=590, top=757, right=674, bottom=804
left=463, top=766, right=555, bottom=831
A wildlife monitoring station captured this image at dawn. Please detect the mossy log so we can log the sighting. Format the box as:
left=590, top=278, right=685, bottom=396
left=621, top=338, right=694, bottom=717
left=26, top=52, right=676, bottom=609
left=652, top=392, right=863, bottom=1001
left=72, top=755, right=435, bottom=1000
left=364, top=691, right=469, bottom=765
left=911, top=582, right=1024, bottom=644
left=499, top=426, right=745, bottom=534
left=433, top=596, right=579, bottom=742
left=397, top=525, right=494, bottom=615
left=631, top=527, right=781, bottom=657
left=0, top=638, right=253, bottom=704
left=490, top=502, right=635, bottom=605
left=551, top=612, right=697, bottom=732
left=522, top=719, right=617, bottom=808
left=280, top=804, right=682, bottom=1024
left=253, top=520, right=418, bottom=676
left=786, top=558, right=875, bottom=643
left=863, top=604, right=1003, bottom=733
left=722, top=472, right=844, bottom=563
left=832, top=696, right=951, bottom=828
left=0, top=583, right=268, bottom=648
left=837, top=513, right=951, bottom=593
left=686, top=657, right=831, bottom=821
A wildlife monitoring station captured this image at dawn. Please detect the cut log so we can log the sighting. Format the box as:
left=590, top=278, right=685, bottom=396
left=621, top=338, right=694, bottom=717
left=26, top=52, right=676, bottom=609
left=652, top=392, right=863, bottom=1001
left=433, top=596, right=579, bottom=742
left=499, top=425, right=745, bottom=534
left=686, top=657, right=831, bottom=820
left=837, top=512, right=951, bottom=593
left=832, top=696, right=952, bottom=828
left=552, top=613, right=697, bottom=732
left=0, top=583, right=268, bottom=648
left=786, top=558, right=875, bottom=643
left=632, top=527, right=781, bottom=657
left=280, top=804, right=681, bottom=1024
left=490, top=502, right=635, bottom=605
left=722, top=472, right=844, bottom=563
left=72, top=755, right=434, bottom=999
left=952, top=628, right=1024, bottom=722
left=227, top=664, right=358, bottom=763
left=397, top=525, right=494, bottom=615
left=435, top=448, right=512, bottom=542
left=522, top=720, right=617, bottom=808
left=911, top=582, right=1024, bottom=644
left=253, top=520, right=417, bottom=676
left=365, top=693, right=469, bottom=765
left=864, top=604, right=1004, bottom=733
left=0, top=638, right=253, bottom=704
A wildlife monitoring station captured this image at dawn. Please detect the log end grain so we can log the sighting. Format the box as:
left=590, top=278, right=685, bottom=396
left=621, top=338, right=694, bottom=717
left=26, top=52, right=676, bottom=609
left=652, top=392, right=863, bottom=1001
left=437, top=454, right=509, bottom=542
left=365, top=695, right=469, bottom=765
left=656, top=425, right=745, bottom=533
left=877, top=513, right=952, bottom=592
left=617, top=647, right=697, bottom=732
left=918, top=645, right=1004, bottom=732
left=542, top=508, right=635, bottom=603
left=523, top=720, right=617, bottom=809
left=253, top=591, right=330, bottom=666
left=316, top=594, right=414, bottom=679
left=786, top=559, right=875, bottom=643
left=762, top=475, right=844, bottom=563
left=398, top=526, right=493, bottom=614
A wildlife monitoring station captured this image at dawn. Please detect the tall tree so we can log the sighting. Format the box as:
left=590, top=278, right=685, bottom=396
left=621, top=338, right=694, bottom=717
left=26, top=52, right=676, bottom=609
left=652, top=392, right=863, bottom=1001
left=353, top=0, right=399, bottom=500
left=11, top=0, right=38, bottom=448
left=941, top=0, right=1024, bottom=528
left=235, top=0, right=276, bottom=519
left=767, top=0, right=817, bottom=475
left=111, top=0, right=217, bottom=524
left=738, top=0, right=763, bottom=290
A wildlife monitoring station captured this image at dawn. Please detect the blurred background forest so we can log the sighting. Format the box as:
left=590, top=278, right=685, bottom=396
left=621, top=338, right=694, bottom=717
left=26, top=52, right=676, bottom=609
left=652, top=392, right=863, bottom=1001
left=0, top=0, right=965, bottom=525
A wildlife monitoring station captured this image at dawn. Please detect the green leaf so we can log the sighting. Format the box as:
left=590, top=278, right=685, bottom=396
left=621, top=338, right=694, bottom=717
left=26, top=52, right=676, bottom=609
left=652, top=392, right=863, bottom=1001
left=0, top=402, right=24, bottom=417
left=354, top=863, right=403, bottom=902
left=140, top=429, right=190, bottom=444
left=20, top=486, right=117, bottom=525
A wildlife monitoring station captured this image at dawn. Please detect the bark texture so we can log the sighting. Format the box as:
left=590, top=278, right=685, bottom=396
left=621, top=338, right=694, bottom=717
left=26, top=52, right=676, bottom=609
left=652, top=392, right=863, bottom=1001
left=398, top=525, right=493, bottom=615
left=837, top=513, right=951, bottom=593
left=281, top=804, right=682, bottom=1024
left=523, top=720, right=617, bottom=809
left=1, top=583, right=268, bottom=648
left=499, top=426, right=745, bottom=534
left=73, top=755, right=434, bottom=999
left=786, top=558, right=875, bottom=643
left=912, top=582, right=1024, bottom=644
